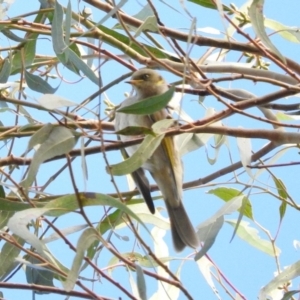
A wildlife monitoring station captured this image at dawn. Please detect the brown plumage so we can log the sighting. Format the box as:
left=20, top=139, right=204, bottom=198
left=114, top=69, right=198, bottom=251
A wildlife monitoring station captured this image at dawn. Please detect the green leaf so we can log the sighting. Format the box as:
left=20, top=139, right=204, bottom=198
left=1, top=29, right=27, bottom=42
left=65, top=0, right=72, bottom=45
left=109, top=119, right=174, bottom=175
left=281, top=290, right=300, bottom=300
left=26, top=123, right=53, bottom=151
left=117, top=86, right=175, bottom=115
left=259, top=260, right=300, bottom=299
left=52, top=1, right=66, bottom=54
left=226, top=219, right=280, bottom=256
left=115, top=126, right=155, bottom=136
left=0, top=235, right=25, bottom=281
left=63, top=228, right=98, bottom=292
left=63, top=48, right=99, bottom=85
left=0, top=58, right=11, bottom=83
left=21, top=126, right=78, bottom=188
left=194, top=216, right=224, bottom=261
left=24, top=71, right=58, bottom=94
left=7, top=208, right=54, bottom=258
left=98, top=24, right=173, bottom=60
left=188, top=0, right=230, bottom=10
left=134, top=16, right=159, bottom=37
left=208, top=187, right=253, bottom=220
left=11, top=38, right=37, bottom=74
left=136, top=264, right=147, bottom=300
left=271, top=175, right=288, bottom=221
left=0, top=211, right=15, bottom=228
left=188, top=0, right=217, bottom=9
left=37, top=94, right=77, bottom=110
left=26, top=256, right=54, bottom=294
left=44, top=193, right=149, bottom=232
left=0, top=185, right=5, bottom=198
left=249, top=0, right=285, bottom=63
left=265, top=18, right=300, bottom=43
left=108, top=134, right=164, bottom=175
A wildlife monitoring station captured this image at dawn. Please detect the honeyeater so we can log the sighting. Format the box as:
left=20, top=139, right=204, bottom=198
left=114, top=68, right=198, bottom=252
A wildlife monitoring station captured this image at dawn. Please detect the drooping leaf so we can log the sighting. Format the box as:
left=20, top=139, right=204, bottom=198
left=271, top=175, right=288, bottom=221
left=281, top=290, right=300, bottom=300
left=265, top=18, right=300, bottom=43
left=7, top=208, right=54, bottom=258
left=37, top=94, right=77, bottom=110
left=0, top=235, right=25, bottom=281
left=226, top=219, right=280, bottom=256
left=194, top=216, right=224, bottom=261
left=11, top=38, right=37, bottom=74
left=21, top=126, right=78, bottom=188
left=65, top=0, right=72, bottom=45
left=63, top=48, right=99, bottom=85
left=0, top=58, right=11, bottom=83
left=52, top=1, right=66, bottom=54
left=237, top=133, right=253, bottom=178
left=108, top=134, right=164, bottom=175
left=259, top=260, right=300, bottom=300
left=26, top=256, right=54, bottom=294
left=249, top=0, right=285, bottom=63
left=63, top=228, right=98, bottom=292
left=109, top=119, right=174, bottom=175
left=208, top=187, right=253, bottom=220
left=136, top=264, right=147, bottom=300
left=24, top=71, right=58, bottom=94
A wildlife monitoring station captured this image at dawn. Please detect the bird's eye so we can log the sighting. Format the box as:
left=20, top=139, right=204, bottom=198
left=141, top=74, right=150, bottom=80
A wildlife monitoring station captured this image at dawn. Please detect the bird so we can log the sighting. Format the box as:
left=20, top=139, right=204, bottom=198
left=114, top=68, right=198, bottom=252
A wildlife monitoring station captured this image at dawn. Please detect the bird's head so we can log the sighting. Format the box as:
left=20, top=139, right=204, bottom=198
left=126, top=69, right=168, bottom=99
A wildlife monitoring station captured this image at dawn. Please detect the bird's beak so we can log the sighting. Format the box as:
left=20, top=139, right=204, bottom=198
left=125, top=79, right=143, bottom=86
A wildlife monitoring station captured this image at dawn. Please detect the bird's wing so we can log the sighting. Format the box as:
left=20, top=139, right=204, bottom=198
left=119, top=136, right=155, bottom=214
left=131, top=167, right=155, bottom=214
left=149, top=110, right=182, bottom=203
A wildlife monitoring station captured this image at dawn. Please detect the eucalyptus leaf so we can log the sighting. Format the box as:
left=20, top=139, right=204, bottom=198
left=24, top=71, right=58, bottom=94
left=249, top=0, right=285, bottom=63
left=0, top=235, right=25, bottom=281
left=259, top=260, right=300, bottom=300
left=63, top=228, right=98, bottom=292
left=0, top=58, right=11, bottom=83
left=194, top=216, right=224, bottom=261
left=26, top=256, right=54, bottom=294
left=226, top=219, right=280, bottom=256
left=21, top=126, right=78, bottom=188
left=52, top=1, right=66, bottom=54
left=117, top=86, right=175, bottom=115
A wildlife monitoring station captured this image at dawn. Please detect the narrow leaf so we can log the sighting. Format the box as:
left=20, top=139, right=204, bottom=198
left=65, top=0, right=72, bottom=45
left=21, top=126, right=77, bottom=188
left=38, top=94, right=77, bottom=110
left=64, top=48, right=99, bottom=85
left=63, top=228, right=98, bottom=291
left=259, top=261, right=300, bottom=300
left=108, top=134, right=164, bottom=175
left=226, top=219, right=280, bottom=256
left=194, top=216, right=224, bottom=261
left=117, top=86, right=175, bottom=115
left=208, top=187, right=253, bottom=220
left=24, top=71, right=58, bottom=94
left=52, top=1, right=66, bottom=54
left=0, top=59, right=11, bottom=83
left=249, top=0, right=285, bottom=63
left=0, top=235, right=25, bottom=281
left=136, top=264, right=147, bottom=300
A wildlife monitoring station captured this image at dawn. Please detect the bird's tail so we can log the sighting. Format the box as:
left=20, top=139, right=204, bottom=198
left=165, top=201, right=199, bottom=252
